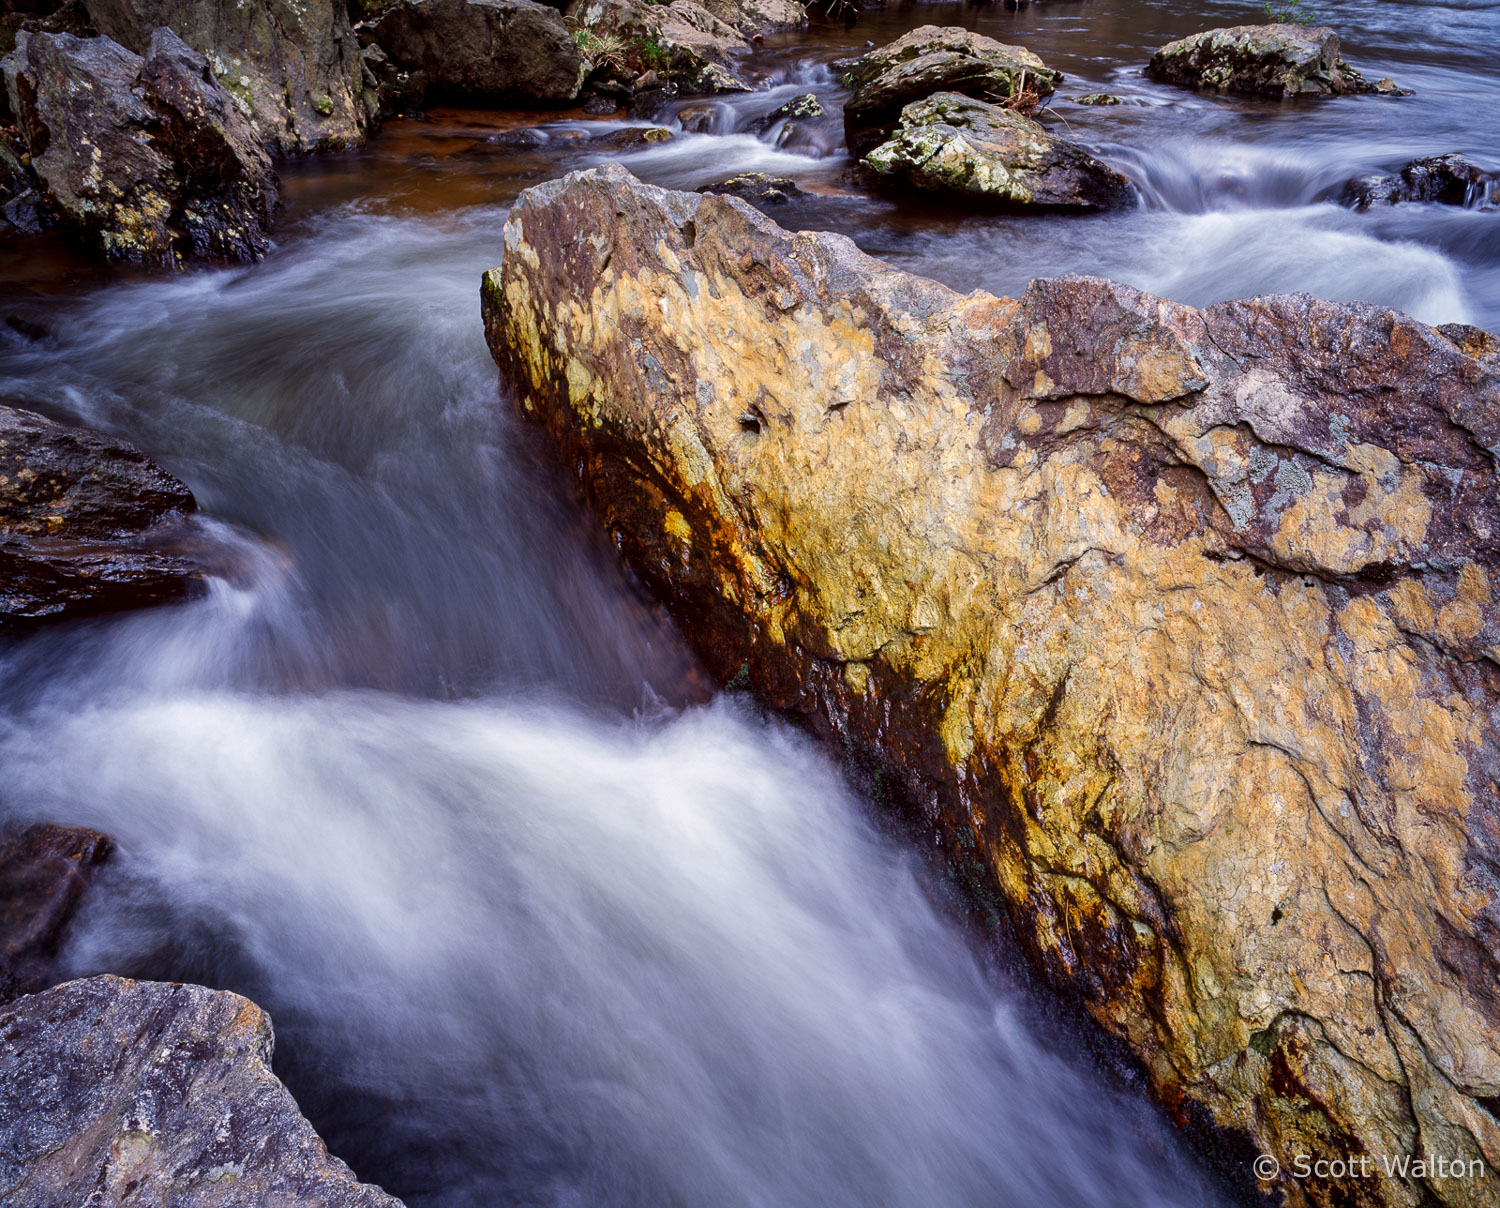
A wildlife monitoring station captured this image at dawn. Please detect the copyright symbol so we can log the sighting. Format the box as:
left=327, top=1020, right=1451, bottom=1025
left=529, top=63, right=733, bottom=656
left=1254, top=1154, right=1281, bottom=1180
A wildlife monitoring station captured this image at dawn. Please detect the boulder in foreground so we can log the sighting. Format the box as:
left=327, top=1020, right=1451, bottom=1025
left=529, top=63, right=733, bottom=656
left=0, top=975, right=404, bottom=1206
left=1, top=402, right=211, bottom=625
left=486, top=164, right=1500, bottom=1208
left=2, top=29, right=279, bottom=266
left=1147, top=24, right=1395, bottom=97
left=842, top=25, right=1061, bottom=157
left=862, top=92, right=1134, bottom=209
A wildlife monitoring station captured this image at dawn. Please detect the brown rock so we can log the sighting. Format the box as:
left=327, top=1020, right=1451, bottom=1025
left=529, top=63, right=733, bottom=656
left=485, top=164, right=1500, bottom=1208
left=1, top=402, right=210, bottom=626
left=0, top=823, right=112, bottom=1002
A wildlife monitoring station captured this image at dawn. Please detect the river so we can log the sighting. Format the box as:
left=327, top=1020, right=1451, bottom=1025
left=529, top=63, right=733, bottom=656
left=0, top=0, right=1494, bottom=1203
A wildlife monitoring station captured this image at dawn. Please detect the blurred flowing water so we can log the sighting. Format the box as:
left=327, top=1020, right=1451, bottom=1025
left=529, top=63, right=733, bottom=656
left=1, top=0, right=1496, bottom=1203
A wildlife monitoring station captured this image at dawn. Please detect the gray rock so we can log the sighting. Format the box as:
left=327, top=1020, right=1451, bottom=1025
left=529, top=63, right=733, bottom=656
left=842, top=25, right=1062, bottom=157
left=0, top=401, right=212, bottom=625
left=0, top=975, right=404, bottom=1206
left=1146, top=23, right=1393, bottom=97
left=2, top=30, right=279, bottom=264
left=369, top=0, right=585, bottom=106
left=566, top=0, right=753, bottom=96
left=81, top=0, right=371, bottom=153
left=862, top=92, right=1134, bottom=210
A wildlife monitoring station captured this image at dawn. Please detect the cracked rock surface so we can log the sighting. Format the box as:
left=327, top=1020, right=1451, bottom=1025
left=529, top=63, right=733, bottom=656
left=0, top=975, right=404, bottom=1207
left=486, top=164, right=1500, bottom=1208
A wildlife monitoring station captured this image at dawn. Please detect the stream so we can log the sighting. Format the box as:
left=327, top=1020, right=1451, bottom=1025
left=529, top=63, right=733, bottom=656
left=1, top=0, right=1496, bottom=1204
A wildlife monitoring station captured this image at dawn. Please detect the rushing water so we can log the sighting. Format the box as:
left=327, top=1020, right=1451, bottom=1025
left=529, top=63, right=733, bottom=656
left=1, top=0, right=1497, bottom=1203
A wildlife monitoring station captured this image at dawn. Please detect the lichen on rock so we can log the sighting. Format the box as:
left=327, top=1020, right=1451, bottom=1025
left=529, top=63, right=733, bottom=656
left=1146, top=23, right=1396, bottom=98
left=861, top=91, right=1134, bottom=209
left=484, top=164, right=1500, bottom=1208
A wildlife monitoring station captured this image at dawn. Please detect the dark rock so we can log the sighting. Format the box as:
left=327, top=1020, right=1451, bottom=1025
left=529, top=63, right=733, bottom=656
left=0, top=823, right=112, bottom=1003
left=763, top=90, right=820, bottom=121
left=862, top=92, right=1134, bottom=210
left=697, top=171, right=803, bottom=203
left=0, top=401, right=211, bottom=626
left=0, top=130, right=44, bottom=233
left=675, top=100, right=719, bottom=131
left=1146, top=24, right=1392, bottom=98
left=369, top=0, right=585, bottom=106
left=1342, top=153, right=1498, bottom=209
left=0, top=975, right=405, bottom=1206
left=590, top=124, right=673, bottom=147
left=694, top=0, right=803, bottom=36
left=2, top=30, right=279, bottom=266
left=82, top=0, right=372, bottom=153
left=842, top=25, right=1062, bottom=157
left=582, top=92, right=618, bottom=113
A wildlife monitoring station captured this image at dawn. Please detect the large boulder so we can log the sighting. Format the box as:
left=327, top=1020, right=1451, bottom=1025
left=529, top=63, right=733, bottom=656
left=566, top=0, right=753, bottom=96
left=0, top=823, right=112, bottom=1003
left=694, top=0, right=804, bottom=36
left=485, top=165, right=1500, bottom=1208
left=368, top=0, right=585, bottom=106
left=1146, top=24, right=1389, bottom=98
left=2, top=29, right=279, bottom=265
left=1, top=401, right=211, bottom=624
left=81, top=0, right=371, bottom=153
left=841, top=25, right=1061, bottom=157
left=0, top=975, right=404, bottom=1206
left=862, top=92, right=1134, bottom=209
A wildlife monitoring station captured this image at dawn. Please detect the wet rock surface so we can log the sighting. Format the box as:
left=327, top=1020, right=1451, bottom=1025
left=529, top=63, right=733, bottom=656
left=486, top=164, right=1500, bottom=1208
left=81, top=0, right=372, bottom=153
left=2, top=29, right=279, bottom=265
left=698, top=171, right=804, bottom=203
left=1343, top=153, right=1499, bottom=209
left=369, top=0, right=585, bottom=106
left=0, top=823, right=112, bottom=1003
left=842, top=24, right=1061, bottom=157
left=0, top=401, right=210, bottom=626
left=1147, top=23, right=1387, bottom=97
left=861, top=91, right=1134, bottom=209
left=0, top=975, right=404, bottom=1207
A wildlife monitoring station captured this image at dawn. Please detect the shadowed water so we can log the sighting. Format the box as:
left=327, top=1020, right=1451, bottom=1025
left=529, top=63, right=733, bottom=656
left=1, top=0, right=1497, bottom=1202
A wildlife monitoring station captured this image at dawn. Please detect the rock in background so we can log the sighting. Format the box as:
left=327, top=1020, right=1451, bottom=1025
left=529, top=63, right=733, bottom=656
left=82, top=0, right=372, bottom=153
left=861, top=91, right=1134, bottom=209
left=368, top=0, right=585, bottom=106
left=2, top=28, right=279, bottom=265
left=842, top=25, right=1061, bottom=157
left=0, top=975, right=404, bottom=1206
left=1147, top=24, right=1393, bottom=97
left=0, top=401, right=212, bottom=624
left=486, top=165, right=1500, bottom=1208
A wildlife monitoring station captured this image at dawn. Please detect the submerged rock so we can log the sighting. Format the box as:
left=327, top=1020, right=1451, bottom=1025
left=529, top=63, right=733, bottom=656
left=0, top=975, right=404, bottom=1206
left=369, top=0, right=586, bottom=106
left=861, top=92, right=1133, bottom=209
left=2, top=29, right=279, bottom=265
left=486, top=164, right=1500, bottom=1208
left=0, top=823, right=112, bottom=1002
left=1343, top=153, right=1499, bottom=209
left=1146, top=23, right=1391, bottom=97
left=0, top=402, right=210, bottom=625
left=842, top=25, right=1061, bottom=157
left=82, top=0, right=372, bottom=153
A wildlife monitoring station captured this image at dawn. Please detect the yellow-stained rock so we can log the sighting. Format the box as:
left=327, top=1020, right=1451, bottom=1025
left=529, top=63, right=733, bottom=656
left=484, top=165, right=1500, bottom=1208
